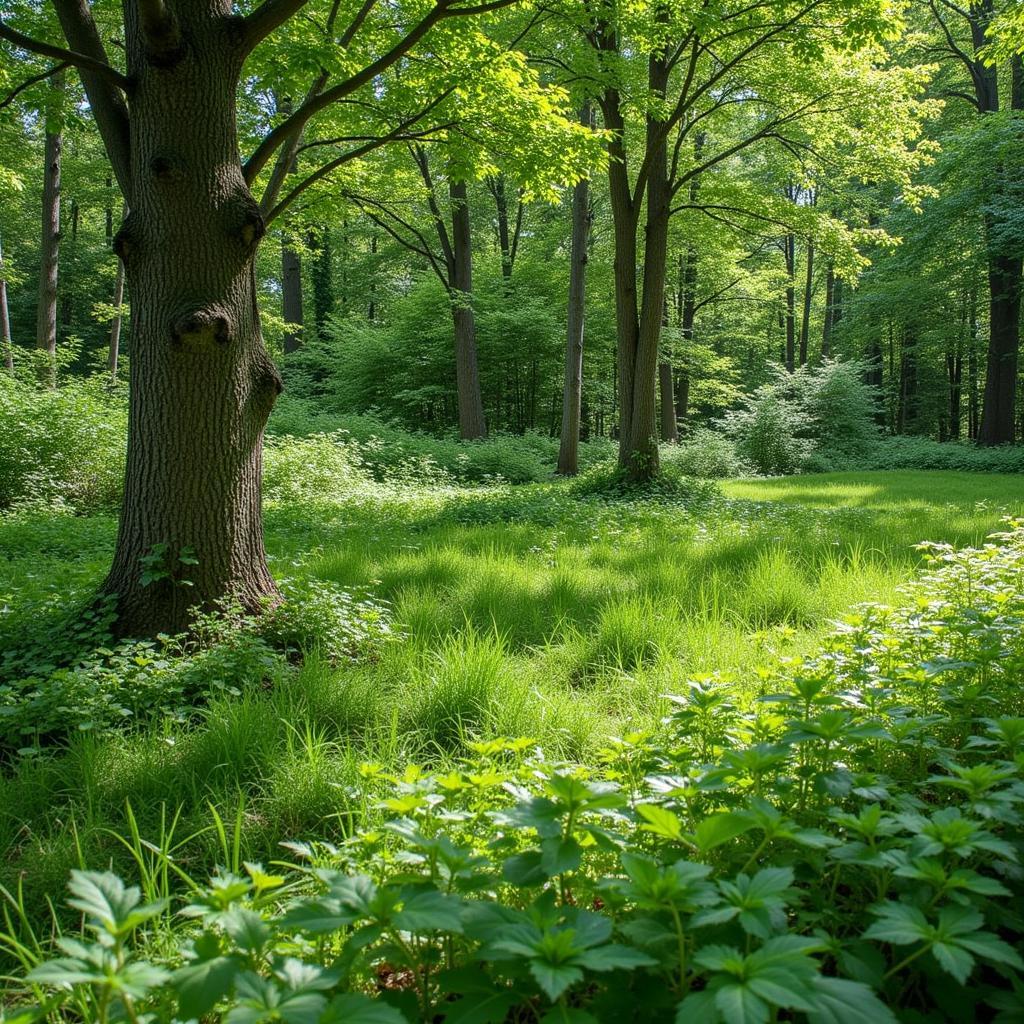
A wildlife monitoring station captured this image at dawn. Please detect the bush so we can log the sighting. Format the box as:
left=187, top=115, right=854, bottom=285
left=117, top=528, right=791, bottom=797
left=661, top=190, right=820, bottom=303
left=9, top=521, right=1024, bottom=1022
left=802, top=358, right=880, bottom=461
left=268, top=398, right=616, bottom=486
left=721, top=377, right=814, bottom=475
left=849, top=434, right=1024, bottom=473
left=0, top=375, right=126, bottom=512
left=667, top=428, right=745, bottom=478
left=0, top=581, right=394, bottom=753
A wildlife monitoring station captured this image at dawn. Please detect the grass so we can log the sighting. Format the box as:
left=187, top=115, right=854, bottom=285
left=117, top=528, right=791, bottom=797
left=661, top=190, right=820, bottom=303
left=2, top=468, right=1023, bottom=929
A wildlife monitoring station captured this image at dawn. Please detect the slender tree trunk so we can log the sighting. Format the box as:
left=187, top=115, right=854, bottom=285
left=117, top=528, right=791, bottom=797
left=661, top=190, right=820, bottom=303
left=36, top=72, right=64, bottom=382
left=557, top=108, right=592, bottom=476
left=799, top=238, right=813, bottom=365
left=659, top=360, right=677, bottom=442
left=948, top=342, right=962, bottom=441
left=490, top=173, right=515, bottom=284
left=968, top=289, right=980, bottom=439
left=0, top=235, right=12, bottom=372
left=676, top=249, right=697, bottom=424
left=310, top=228, right=333, bottom=338
left=449, top=178, right=486, bottom=439
left=281, top=233, right=303, bottom=353
left=367, top=233, right=377, bottom=321
left=108, top=257, right=126, bottom=385
left=60, top=199, right=79, bottom=329
left=822, top=264, right=834, bottom=358
left=783, top=233, right=796, bottom=372
left=102, top=6, right=281, bottom=636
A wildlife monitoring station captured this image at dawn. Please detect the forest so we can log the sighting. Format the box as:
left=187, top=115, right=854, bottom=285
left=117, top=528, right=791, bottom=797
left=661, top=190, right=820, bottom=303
left=1, top=0, right=1024, bottom=1019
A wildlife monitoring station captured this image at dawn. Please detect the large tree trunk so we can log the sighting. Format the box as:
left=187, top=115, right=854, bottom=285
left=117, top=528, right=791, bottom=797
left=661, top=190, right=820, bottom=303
left=449, top=178, right=486, bottom=439
left=281, top=233, right=303, bottom=353
left=606, top=46, right=669, bottom=481
left=0, top=235, right=12, bottom=373
left=102, top=7, right=281, bottom=636
left=36, top=72, right=64, bottom=381
left=557, top=112, right=591, bottom=476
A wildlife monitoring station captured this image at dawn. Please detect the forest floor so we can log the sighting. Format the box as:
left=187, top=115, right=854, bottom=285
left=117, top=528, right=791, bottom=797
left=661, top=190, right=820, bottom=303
left=2, top=468, right=1023, bottom=920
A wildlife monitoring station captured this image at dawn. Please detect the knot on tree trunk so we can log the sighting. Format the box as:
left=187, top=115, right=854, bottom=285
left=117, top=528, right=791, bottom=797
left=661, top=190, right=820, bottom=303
left=172, top=305, right=232, bottom=347
left=227, top=194, right=266, bottom=253
left=251, top=350, right=283, bottom=417
left=112, top=213, right=139, bottom=263
left=149, top=152, right=186, bottom=184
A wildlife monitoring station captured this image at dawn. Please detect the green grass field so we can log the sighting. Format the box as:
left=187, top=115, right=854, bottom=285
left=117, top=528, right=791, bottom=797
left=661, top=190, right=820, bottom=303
left=2, top=469, right=1022, bottom=920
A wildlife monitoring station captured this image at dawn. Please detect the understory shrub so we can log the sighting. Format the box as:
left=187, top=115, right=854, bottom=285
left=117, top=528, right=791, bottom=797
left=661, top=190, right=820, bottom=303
left=721, top=360, right=881, bottom=476
left=666, top=427, right=745, bottom=478
left=7, top=522, right=1024, bottom=1022
left=0, top=375, right=126, bottom=512
left=268, top=397, right=615, bottom=484
left=851, top=434, right=1024, bottom=474
left=0, top=582, right=394, bottom=754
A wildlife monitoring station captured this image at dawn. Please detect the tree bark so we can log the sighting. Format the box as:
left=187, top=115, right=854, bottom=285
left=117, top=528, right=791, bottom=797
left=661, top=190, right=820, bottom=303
left=449, top=178, right=486, bottom=439
left=101, top=0, right=281, bottom=636
left=557, top=104, right=592, bottom=476
left=36, top=71, right=64, bottom=382
left=489, top=173, right=519, bottom=284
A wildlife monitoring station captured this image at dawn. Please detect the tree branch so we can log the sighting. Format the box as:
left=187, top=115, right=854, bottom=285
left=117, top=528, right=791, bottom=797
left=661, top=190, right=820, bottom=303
left=49, top=0, right=132, bottom=194
left=0, top=60, right=69, bottom=110
left=242, top=0, right=313, bottom=53
left=344, top=191, right=451, bottom=288
left=243, top=0, right=521, bottom=185
left=137, top=0, right=183, bottom=64
left=0, top=19, right=129, bottom=89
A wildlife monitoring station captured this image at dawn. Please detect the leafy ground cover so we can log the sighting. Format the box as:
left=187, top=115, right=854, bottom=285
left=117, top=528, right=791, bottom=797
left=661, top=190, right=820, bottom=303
left=1, top=464, right=1022, bottom=951
left=3, top=511, right=1024, bottom=1022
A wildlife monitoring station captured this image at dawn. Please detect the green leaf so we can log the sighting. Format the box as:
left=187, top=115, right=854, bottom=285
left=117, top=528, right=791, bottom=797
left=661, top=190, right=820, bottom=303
left=65, top=870, right=166, bottom=937
left=575, top=944, right=658, bottom=971
left=715, top=982, right=771, bottom=1024
left=931, top=941, right=974, bottom=984
left=804, top=977, right=898, bottom=1024
left=529, top=961, right=582, bottom=1002
left=393, top=890, right=464, bottom=933
left=863, top=903, right=931, bottom=945
left=540, top=836, right=583, bottom=877
left=694, top=812, right=756, bottom=853
left=444, top=988, right=519, bottom=1024
left=172, top=956, right=240, bottom=1018
left=221, top=906, right=272, bottom=953
left=321, top=994, right=409, bottom=1023
left=636, top=804, right=686, bottom=842
left=279, top=898, right=358, bottom=933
